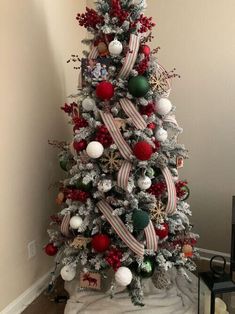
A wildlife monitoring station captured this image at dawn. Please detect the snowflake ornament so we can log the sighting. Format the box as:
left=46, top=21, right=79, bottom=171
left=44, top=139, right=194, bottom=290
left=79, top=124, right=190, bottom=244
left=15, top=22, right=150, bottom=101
left=150, top=200, right=166, bottom=224
left=100, top=151, right=123, bottom=173
left=149, top=65, right=171, bottom=98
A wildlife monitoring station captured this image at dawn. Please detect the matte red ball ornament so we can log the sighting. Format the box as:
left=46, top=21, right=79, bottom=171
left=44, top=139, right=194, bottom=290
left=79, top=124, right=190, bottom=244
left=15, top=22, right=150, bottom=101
left=140, top=44, right=151, bottom=56
left=44, top=243, right=58, bottom=256
left=96, top=81, right=114, bottom=100
left=73, top=140, right=87, bottom=152
left=92, top=234, right=110, bottom=252
left=155, top=223, right=169, bottom=239
left=133, top=141, right=153, bottom=161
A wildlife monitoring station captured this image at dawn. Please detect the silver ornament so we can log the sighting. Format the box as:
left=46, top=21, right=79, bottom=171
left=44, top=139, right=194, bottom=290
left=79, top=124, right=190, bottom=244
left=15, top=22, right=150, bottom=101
left=137, top=176, right=152, bottom=190
left=155, top=127, right=168, bottom=142
left=97, top=179, right=112, bottom=193
left=82, top=97, right=95, bottom=111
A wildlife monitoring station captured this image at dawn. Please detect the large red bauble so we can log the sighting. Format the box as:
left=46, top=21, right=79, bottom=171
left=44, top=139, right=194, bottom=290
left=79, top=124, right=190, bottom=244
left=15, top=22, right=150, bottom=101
left=133, top=141, right=153, bottom=161
left=92, top=234, right=110, bottom=252
left=155, top=223, right=169, bottom=239
left=44, top=243, right=58, bottom=256
left=96, top=81, right=114, bottom=100
left=73, top=140, right=87, bottom=152
left=140, top=44, right=151, bottom=56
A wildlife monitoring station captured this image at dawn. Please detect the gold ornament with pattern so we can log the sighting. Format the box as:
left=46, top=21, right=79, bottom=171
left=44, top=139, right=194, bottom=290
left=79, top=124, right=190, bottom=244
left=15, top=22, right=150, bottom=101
left=149, top=66, right=171, bottom=97
left=150, top=200, right=166, bottom=224
left=100, top=151, right=123, bottom=173
left=70, top=236, right=91, bottom=249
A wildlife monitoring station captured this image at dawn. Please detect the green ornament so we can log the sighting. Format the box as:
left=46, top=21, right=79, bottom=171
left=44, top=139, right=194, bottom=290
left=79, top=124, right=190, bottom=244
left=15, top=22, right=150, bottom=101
left=180, top=185, right=190, bottom=201
left=146, top=167, right=155, bottom=178
left=138, top=257, right=155, bottom=278
left=128, top=75, right=150, bottom=97
left=132, top=210, right=150, bottom=230
left=59, top=159, right=68, bottom=171
left=75, top=178, right=92, bottom=192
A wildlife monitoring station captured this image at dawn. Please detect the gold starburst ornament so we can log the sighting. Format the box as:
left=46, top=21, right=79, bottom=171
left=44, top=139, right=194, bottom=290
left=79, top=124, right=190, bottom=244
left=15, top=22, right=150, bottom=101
left=100, top=151, right=123, bottom=173
left=150, top=200, right=166, bottom=224
left=149, top=64, right=171, bottom=98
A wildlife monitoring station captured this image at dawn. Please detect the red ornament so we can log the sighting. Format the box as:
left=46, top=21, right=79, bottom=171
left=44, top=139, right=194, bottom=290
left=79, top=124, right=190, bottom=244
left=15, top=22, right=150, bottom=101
left=76, top=8, right=104, bottom=30
left=92, top=234, right=110, bottom=252
left=73, top=117, right=88, bottom=132
left=96, top=81, right=114, bottom=100
left=140, top=44, right=151, bottom=56
left=133, top=141, right=153, bottom=161
left=147, top=122, right=156, bottom=130
left=106, top=247, right=123, bottom=271
left=155, top=223, right=169, bottom=239
left=95, top=125, right=113, bottom=148
left=73, top=140, right=87, bottom=152
left=140, top=102, right=155, bottom=117
left=152, top=138, right=161, bottom=152
left=147, top=181, right=166, bottom=198
left=44, top=243, right=58, bottom=256
left=175, top=180, right=188, bottom=198
left=66, top=189, right=89, bottom=203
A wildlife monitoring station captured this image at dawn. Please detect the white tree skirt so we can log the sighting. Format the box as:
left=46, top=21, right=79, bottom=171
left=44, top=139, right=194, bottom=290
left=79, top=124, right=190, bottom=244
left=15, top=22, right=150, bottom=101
left=64, top=269, right=198, bottom=314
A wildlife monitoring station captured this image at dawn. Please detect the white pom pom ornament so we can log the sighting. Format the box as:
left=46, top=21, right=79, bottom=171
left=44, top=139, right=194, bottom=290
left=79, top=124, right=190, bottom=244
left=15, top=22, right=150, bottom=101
left=108, top=39, right=123, bottom=56
left=69, top=216, right=83, bottom=229
left=86, top=141, right=104, bottom=159
left=155, top=98, right=172, bottom=116
left=137, top=176, right=152, bottom=190
left=82, top=97, right=95, bottom=111
left=60, top=265, right=76, bottom=281
left=155, top=127, right=168, bottom=142
left=115, top=267, right=133, bottom=286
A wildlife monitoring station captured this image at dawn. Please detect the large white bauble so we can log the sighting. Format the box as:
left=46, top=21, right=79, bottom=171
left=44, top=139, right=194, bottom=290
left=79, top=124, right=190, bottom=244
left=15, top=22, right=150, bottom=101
left=86, top=141, right=104, bottom=159
left=97, top=179, right=112, bottom=193
left=60, top=265, right=76, bottom=281
left=156, top=98, right=172, bottom=116
left=115, top=267, right=133, bottom=286
left=137, top=176, right=152, bottom=190
left=69, top=216, right=83, bottom=229
left=82, top=97, right=95, bottom=111
left=108, top=39, right=123, bottom=56
left=155, top=127, right=168, bottom=142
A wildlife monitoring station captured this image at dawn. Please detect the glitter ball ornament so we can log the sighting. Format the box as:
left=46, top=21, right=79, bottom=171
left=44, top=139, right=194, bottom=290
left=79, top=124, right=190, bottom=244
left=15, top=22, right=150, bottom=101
left=108, top=39, right=123, bottom=56
left=96, top=81, right=114, bottom=100
left=128, top=75, right=150, bottom=97
left=69, top=215, right=83, bottom=229
left=155, top=223, right=169, bottom=239
left=44, top=243, right=58, bottom=256
left=182, top=244, right=193, bottom=257
left=133, top=141, right=153, bottom=161
left=155, top=98, right=172, bottom=116
left=115, top=267, right=133, bottom=286
left=82, top=97, right=95, bottom=111
left=140, top=44, right=151, bottom=56
left=132, top=210, right=150, bottom=230
left=73, top=140, right=87, bottom=152
left=60, top=265, right=76, bottom=281
left=97, top=179, right=112, bottom=193
left=137, top=176, right=152, bottom=190
left=92, top=234, right=110, bottom=252
left=86, top=141, right=104, bottom=158
left=155, top=127, right=168, bottom=142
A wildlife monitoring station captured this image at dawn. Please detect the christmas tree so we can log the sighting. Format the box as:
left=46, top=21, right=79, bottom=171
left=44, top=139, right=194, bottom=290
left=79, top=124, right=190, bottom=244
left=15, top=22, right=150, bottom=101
left=45, top=0, right=198, bottom=306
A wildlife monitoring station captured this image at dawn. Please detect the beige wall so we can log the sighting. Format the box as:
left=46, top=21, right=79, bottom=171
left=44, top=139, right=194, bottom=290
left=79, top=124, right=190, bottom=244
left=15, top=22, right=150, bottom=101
left=0, top=0, right=86, bottom=311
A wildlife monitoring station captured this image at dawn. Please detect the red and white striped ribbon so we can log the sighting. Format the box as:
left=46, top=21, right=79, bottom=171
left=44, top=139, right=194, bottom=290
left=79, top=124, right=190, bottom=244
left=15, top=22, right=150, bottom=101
left=161, top=167, right=177, bottom=214
left=119, top=98, right=147, bottom=130
left=88, top=46, right=99, bottom=59
left=145, top=221, right=158, bottom=252
left=61, top=213, right=71, bottom=237
left=97, top=200, right=158, bottom=255
left=163, top=114, right=178, bottom=127
left=100, top=111, right=132, bottom=160
left=118, top=34, right=140, bottom=79
left=117, top=160, right=132, bottom=190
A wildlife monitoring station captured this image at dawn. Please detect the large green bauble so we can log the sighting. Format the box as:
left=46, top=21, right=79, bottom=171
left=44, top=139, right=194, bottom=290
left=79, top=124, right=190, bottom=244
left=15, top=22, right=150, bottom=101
left=132, top=210, right=150, bottom=230
left=75, top=178, right=92, bottom=192
left=138, top=257, right=155, bottom=278
left=128, top=75, right=150, bottom=97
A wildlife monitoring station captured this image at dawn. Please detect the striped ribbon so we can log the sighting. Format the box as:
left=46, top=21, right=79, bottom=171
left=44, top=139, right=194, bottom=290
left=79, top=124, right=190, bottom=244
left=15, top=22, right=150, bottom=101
left=88, top=46, right=99, bottom=59
left=117, top=160, right=132, bottom=190
left=100, top=111, right=132, bottom=160
left=118, top=34, right=140, bottom=79
left=161, top=167, right=177, bottom=214
left=97, top=200, right=158, bottom=256
left=163, top=114, right=178, bottom=127
left=61, top=213, right=71, bottom=237
left=119, top=98, right=147, bottom=130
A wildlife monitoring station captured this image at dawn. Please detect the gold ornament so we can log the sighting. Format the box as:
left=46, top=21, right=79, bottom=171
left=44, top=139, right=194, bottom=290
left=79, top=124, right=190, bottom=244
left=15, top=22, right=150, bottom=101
left=100, top=151, right=123, bottom=173
left=149, top=65, right=171, bottom=97
left=70, top=236, right=91, bottom=249
left=150, top=200, right=166, bottom=224
left=114, top=118, right=127, bottom=130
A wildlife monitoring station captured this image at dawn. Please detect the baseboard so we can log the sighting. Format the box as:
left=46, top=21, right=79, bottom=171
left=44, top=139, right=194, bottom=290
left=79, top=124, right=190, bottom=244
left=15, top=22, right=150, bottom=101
left=1, top=269, right=53, bottom=314
left=197, top=247, right=230, bottom=263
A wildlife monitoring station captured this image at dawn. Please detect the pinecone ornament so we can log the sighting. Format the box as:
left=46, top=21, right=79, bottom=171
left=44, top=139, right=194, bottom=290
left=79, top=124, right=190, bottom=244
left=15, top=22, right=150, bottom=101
left=152, top=270, right=171, bottom=290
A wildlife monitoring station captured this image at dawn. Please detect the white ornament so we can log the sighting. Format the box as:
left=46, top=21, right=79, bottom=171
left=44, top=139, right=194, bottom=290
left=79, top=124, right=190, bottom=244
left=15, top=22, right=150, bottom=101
left=82, top=97, right=95, bottom=111
left=115, top=267, right=133, bottom=286
left=86, top=141, right=104, bottom=159
left=137, top=176, right=152, bottom=190
left=97, top=179, right=112, bottom=193
left=60, top=265, right=76, bottom=281
left=69, top=216, right=83, bottom=229
left=108, top=39, right=123, bottom=56
left=155, top=127, right=168, bottom=142
left=155, top=98, right=172, bottom=116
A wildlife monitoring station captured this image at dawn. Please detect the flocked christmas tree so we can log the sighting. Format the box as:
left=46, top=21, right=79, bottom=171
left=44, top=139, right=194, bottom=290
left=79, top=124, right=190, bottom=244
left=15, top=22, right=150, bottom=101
left=45, top=0, right=199, bottom=306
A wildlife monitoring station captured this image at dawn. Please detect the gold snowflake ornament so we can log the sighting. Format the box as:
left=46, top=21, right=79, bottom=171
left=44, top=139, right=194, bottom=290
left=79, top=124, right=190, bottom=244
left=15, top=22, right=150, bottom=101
left=100, top=151, right=123, bottom=173
left=150, top=200, right=167, bottom=224
left=149, top=65, right=171, bottom=97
